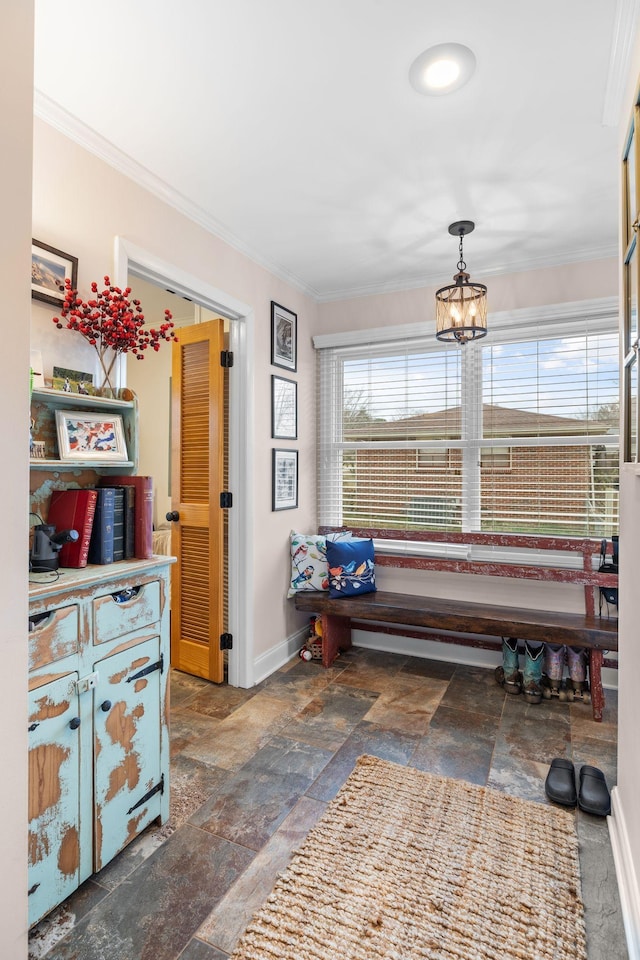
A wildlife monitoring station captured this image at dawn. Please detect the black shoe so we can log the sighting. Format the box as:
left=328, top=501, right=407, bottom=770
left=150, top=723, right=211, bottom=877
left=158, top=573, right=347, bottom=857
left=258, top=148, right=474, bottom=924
left=578, top=765, right=611, bottom=816
left=544, top=758, right=577, bottom=807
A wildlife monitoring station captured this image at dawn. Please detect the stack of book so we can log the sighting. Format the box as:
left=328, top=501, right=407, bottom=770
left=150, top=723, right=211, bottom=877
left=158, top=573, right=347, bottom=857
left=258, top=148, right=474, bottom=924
left=47, top=476, right=154, bottom=567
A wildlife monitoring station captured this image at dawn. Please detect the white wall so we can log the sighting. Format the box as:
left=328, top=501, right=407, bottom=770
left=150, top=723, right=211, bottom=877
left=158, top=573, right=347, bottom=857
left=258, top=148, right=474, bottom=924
left=611, top=22, right=640, bottom=957
left=2, top=4, right=33, bottom=957
left=30, top=118, right=319, bottom=665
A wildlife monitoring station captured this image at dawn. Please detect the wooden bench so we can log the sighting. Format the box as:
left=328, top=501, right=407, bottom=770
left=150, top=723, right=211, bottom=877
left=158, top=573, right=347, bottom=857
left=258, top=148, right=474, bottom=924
left=293, top=529, right=619, bottom=722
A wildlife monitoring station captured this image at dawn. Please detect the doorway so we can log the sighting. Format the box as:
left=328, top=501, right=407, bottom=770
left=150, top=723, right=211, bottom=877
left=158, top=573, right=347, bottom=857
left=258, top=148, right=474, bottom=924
left=114, top=237, right=254, bottom=688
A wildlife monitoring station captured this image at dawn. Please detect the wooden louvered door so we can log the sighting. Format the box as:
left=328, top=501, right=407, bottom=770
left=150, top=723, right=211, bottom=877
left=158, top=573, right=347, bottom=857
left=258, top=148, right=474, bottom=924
left=169, top=319, right=225, bottom=682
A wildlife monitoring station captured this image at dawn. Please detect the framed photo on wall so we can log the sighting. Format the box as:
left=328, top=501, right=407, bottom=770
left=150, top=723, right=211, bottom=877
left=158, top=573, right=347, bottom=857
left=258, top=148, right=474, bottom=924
left=272, top=448, right=298, bottom=511
left=271, top=301, right=297, bottom=372
left=31, top=239, right=78, bottom=307
left=271, top=374, right=298, bottom=440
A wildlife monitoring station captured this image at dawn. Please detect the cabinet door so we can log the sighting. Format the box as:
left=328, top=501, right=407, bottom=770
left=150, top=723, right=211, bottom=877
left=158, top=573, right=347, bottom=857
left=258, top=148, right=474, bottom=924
left=93, top=637, right=163, bottom=870
left=28, top=673, right=83, bottom=926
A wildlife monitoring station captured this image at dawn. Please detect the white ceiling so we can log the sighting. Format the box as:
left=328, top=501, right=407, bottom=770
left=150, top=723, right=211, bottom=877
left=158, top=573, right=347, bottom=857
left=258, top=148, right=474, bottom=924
left=33, top=1, right=635, bottom=302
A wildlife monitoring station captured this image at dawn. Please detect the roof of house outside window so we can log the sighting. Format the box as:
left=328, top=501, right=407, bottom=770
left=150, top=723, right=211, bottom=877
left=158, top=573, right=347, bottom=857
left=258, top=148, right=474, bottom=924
left=344, top=404, right=615, bottom=441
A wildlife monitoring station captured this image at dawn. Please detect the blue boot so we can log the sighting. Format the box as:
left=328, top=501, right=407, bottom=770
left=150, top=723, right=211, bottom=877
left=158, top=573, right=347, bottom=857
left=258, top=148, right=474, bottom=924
left=495, top=637, right=521, bottom=695
left=522, top=641, right=544, bottom=704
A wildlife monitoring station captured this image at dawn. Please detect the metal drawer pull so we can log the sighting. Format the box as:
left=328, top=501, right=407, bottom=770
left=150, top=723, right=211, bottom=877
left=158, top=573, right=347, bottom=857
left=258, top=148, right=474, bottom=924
left=100, top=700, right=112, bottom=712
left=126, top=654, right=164, bottom=683
left=69, top=717, right=81, bottom=730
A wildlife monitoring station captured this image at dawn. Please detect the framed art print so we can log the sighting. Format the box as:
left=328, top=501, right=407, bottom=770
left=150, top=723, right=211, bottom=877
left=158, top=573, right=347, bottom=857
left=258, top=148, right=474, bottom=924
left=271, top=301, right=297, bottom=372
left=31, top=239, right=78, bottom=307
left=55, top=410, right=128, bottom=462
left=271, top=375, right=298, bottom=440
left=272, top=448, right=298, bottom=511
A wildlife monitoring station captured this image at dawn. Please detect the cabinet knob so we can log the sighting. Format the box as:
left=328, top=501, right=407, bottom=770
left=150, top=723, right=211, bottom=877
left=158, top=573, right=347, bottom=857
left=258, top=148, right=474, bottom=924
left=100, top=700, right=112, bottom=712
left=166, top=510, right=180, bottom=522
left=69, top=716, right=81, bottom=730
left=28, top=722, right=40, bottom=732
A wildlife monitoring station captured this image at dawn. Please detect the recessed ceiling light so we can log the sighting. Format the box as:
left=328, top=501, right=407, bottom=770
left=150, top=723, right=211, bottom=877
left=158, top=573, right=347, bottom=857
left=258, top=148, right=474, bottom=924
left=409, top=43, right=476, bottom=96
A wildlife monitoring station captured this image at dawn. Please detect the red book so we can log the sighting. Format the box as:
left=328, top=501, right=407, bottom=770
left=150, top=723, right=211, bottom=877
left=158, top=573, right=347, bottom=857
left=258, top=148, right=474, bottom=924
left=47, top=488, right=98, bottom=568
left=99, top=476, right=153, bottom=559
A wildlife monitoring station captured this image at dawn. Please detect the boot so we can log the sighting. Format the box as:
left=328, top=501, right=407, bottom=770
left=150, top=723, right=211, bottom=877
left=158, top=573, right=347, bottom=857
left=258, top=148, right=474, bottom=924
left=566, top=647, right=591, bottom=703
left=495, top=637, right=521, bottom=695
left=542, top=643, right=567, bottom=701
left=522, top=641, right=544, bottom=704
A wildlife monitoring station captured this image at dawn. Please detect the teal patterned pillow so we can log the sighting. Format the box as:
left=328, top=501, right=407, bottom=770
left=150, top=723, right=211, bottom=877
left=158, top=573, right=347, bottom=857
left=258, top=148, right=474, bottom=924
left=287, top=530, right=352, bottom=598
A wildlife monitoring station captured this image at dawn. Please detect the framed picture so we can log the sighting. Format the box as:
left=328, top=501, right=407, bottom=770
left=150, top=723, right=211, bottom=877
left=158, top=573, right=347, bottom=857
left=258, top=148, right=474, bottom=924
left=272, top=448, right=298, bottom=511
left=31, top=239, right=78, bottom=307
left=52, top=366, right=95, bottom=396
left=271, top=301, right=297, bottom=372
left=271, top=375, right=298, bottom=439
left=55, top=410, right=128, bottom=462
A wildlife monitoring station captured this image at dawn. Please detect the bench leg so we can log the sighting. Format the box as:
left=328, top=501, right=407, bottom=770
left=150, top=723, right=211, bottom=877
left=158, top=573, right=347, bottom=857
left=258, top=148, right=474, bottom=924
left=321, top=614, right=352, bottom=668
left=589, top=649, right=604, bottom=722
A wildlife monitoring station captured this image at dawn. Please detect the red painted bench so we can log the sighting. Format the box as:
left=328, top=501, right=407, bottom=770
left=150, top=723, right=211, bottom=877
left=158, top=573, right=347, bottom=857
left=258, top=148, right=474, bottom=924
left=294, top=529, right=619, bottom=722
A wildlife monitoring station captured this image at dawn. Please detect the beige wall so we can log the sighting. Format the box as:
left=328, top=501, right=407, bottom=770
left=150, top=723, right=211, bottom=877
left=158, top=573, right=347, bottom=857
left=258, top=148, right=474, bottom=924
left=30, top=118, right=319, bottom=664
left=2, top=4, right=33, bottom=956
left=317, top=257, right=617, bottom=335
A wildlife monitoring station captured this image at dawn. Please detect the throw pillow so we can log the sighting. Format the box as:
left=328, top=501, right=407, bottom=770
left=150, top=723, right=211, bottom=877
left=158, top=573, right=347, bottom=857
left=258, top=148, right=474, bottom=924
left=325, top=537, right=376, bottom=598
left=287, top=530, right=352, bottom=598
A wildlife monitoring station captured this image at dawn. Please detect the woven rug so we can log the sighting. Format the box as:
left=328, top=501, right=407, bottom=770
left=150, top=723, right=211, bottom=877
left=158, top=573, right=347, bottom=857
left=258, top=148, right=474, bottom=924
left=231, top=754, right=587, bottom=960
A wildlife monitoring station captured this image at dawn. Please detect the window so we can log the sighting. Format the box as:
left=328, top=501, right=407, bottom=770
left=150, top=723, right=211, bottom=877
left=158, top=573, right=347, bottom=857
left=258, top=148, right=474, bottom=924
left=316, top=303, right=619, bottom=537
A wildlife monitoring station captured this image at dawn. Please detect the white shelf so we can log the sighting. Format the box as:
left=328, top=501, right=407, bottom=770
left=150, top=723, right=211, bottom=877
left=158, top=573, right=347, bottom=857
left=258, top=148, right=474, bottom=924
left=30, top=459, right=135, bottom=471
left=31, top=387, right=134, bottom=410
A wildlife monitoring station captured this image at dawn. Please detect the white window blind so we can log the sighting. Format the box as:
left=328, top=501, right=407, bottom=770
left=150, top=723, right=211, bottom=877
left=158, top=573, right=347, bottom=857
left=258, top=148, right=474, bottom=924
left=316, top=309, right=619, bottom=537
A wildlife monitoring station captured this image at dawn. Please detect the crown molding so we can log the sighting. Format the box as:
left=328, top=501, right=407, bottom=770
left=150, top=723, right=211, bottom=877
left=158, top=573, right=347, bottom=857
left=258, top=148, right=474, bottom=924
left=315, top=244, right=618, bottom=303
left=602, top=0, right=640, bottom=127
left=33, top=90, right=320, bottom=301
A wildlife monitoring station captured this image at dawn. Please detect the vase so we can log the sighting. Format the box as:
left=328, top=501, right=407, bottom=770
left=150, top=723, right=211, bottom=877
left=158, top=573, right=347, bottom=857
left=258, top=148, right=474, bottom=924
left=95, top=346, right=119, bottom=398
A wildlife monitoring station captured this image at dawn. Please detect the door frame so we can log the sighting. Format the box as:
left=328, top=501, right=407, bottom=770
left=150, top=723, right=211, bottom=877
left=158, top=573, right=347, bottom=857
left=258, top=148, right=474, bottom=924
left=114, top=236, right=254, bottom=688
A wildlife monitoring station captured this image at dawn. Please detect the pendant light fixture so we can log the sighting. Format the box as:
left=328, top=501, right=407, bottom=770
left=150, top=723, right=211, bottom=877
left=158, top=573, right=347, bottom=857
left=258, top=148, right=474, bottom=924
left=435, top=221, right=487, bottom=343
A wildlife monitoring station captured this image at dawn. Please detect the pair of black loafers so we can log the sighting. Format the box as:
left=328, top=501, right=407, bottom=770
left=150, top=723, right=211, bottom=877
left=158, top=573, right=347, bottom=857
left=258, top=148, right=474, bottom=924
left=545, top=758, right=611, bottom=816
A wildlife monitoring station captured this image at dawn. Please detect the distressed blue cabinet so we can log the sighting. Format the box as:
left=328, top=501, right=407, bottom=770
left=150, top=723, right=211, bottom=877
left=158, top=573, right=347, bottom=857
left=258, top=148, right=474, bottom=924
left=28, top=558, right=173, bottom=927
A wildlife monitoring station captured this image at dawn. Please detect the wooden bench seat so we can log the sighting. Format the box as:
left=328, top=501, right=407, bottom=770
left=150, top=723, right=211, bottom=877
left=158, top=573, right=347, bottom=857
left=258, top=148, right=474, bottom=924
left=293, top=589, right=618, bottom=722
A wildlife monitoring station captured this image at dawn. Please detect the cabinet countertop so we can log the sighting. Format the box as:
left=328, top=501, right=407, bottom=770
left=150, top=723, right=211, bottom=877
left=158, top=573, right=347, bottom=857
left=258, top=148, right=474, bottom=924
left=29, top=555, right=176, bottom=601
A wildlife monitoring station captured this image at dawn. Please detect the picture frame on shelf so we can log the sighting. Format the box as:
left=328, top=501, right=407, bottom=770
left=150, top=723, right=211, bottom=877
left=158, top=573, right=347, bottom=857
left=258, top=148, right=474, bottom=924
left=271, top=300, right=297, bottom=372
left=55, top=409, right=128, bottom=462
left=272, top=448, right=298, bottom=511
left=52, top=366, right=95, bottom=396
left=31, top=239, right=78, bottom=307
left=271, top=374, right=298, bottom=439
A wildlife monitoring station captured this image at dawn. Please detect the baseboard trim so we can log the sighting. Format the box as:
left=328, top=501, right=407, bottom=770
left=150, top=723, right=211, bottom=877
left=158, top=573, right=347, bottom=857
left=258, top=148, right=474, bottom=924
left=609, top=786, right=640, bottom=960
left=252, top=626, right=308, bottom=685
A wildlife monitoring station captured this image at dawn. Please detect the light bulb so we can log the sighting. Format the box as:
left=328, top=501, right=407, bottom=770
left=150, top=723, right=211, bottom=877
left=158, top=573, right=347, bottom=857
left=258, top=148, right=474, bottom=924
left=424, top=59, right=460, bottom=90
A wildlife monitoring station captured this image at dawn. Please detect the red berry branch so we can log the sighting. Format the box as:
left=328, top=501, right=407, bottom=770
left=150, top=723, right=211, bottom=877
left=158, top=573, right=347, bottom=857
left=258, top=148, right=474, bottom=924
left=52, top=276, right=178, bottom=393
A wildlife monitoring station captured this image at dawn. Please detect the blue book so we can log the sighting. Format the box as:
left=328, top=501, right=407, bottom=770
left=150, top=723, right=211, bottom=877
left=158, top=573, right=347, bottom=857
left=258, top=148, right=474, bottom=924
left=88, top=487, right=116, bottom=564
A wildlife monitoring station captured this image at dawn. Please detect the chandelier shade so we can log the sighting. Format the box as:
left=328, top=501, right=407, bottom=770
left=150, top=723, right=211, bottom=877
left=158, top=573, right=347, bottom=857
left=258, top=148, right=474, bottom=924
left=435, top=221, right=487, bottom=344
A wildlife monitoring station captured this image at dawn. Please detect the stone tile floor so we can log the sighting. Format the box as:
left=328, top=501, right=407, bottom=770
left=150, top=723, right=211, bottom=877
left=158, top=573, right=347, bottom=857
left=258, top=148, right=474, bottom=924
left=28, top=647, right=627, bottom=960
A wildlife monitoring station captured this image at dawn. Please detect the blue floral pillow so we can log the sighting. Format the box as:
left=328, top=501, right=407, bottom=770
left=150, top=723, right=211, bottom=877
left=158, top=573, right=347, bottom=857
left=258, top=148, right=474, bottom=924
left=325, top=538, right=376, bottom=598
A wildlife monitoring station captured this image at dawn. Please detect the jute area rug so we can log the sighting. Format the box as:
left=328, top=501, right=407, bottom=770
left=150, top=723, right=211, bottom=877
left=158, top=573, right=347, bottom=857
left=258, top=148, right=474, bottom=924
left=231, top=754, right=587, bottom=960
